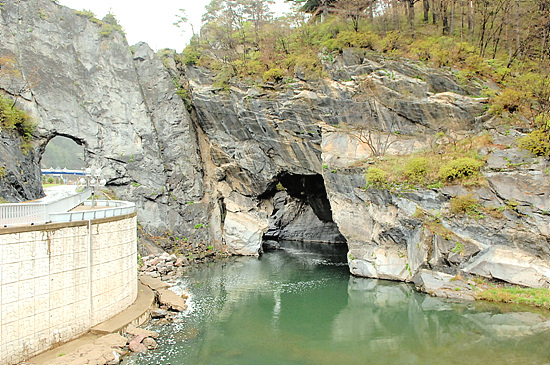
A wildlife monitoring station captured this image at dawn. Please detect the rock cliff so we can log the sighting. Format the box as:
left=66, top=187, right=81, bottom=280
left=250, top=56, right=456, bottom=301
left=0, top=1, right=207, bottom=245
left=1, top=0, right=548, bottom=293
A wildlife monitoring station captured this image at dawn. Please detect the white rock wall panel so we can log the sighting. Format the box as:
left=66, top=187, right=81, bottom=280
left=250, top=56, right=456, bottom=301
left=0, top=215, right=137, bottom=365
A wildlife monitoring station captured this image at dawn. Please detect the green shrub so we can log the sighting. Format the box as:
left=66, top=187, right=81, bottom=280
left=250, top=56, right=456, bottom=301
left=263, top=68, right=285, bottom=83
left=381, top=31, right=405, bottom=54
left=449, top=194, right=478, bottom=215
left=213, top=64, right=235, bottom=90
left=181, top=45, right=201, bottom=66
left=365, top=167, right=387, bottom=185
left=438, top=158, right=483, bottom=181
left=233, top=59, right=264, bottom=78
left=0, top=95, right=34, bottom=140
left=488, top=88, right=525, bottom=115
left=284, top=50, right=325, bottom=80
left=74, top=9, right=95, bottom=19
left=534, top=112, right=550, bottom=130
left=403, top=157, right=428, bottom=183
left=99, top=13, right=124, bottom=38
left=517, top=129, right=550, bottom=157
left=324, top=31, right=377, bottom=52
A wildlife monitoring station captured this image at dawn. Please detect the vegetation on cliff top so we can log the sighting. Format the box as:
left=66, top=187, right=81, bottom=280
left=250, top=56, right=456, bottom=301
left=364, top=134, right=491, bottom=189
left=179, top=0, right=549, bottom=157
left=74, top=9, right=125, bottom=38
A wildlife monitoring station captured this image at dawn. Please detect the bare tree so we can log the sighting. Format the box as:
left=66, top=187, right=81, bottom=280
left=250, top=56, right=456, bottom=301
left=347, top=126, right=398, bottom=157
left=400, top=0, right=420, bottom=36
left=334, top=0, right=373, bottom=31
left=174, top=8, right=196, bottom=37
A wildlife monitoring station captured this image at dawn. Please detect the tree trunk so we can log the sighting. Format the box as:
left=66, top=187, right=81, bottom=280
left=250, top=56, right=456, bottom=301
left=393, top=0, right=400, bottom=30
left=515, top=0, right=521, bottom=56
left=442, top=0, right=449, bottom=34
left=450, top=0, right=455, bottom=34
left=409, top=0, right=416, bottom=36
left=368, top=1, right=374, bottom=20
left=492, top=22, right=504, bottom=59
left=423, top=0, right=430, bottom=22
left=460, top=0, right=465, bottom=41
left=431, top=0, right=438, bottom=24
left=467, top=0, right=473, bottom=37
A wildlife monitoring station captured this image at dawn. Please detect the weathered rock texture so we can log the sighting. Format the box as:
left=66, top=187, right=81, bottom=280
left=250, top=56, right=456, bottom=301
left=0, top=1, right=208, bottom=244
left=324, top=150, right=550, bottom=290
left=0, top=131, right=42, bottom=201
left=1, top=0, right=549, bottom=295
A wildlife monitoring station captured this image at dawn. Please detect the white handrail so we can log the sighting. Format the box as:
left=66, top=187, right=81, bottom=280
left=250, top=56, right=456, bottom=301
left=49, top=200, right=136, bottom=223
left=0, top=188, right=92, bottom=227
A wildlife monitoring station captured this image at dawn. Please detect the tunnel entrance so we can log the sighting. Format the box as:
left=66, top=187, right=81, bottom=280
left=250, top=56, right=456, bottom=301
left=41, top=136, right=84, bottom=170
left=40, top=136, right=85, bottom=184
left=263, top=173, right=346, bottom=246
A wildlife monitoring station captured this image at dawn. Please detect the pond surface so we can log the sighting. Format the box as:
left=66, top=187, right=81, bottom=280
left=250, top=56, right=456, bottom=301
left=124, top=241, right=550, bottom=365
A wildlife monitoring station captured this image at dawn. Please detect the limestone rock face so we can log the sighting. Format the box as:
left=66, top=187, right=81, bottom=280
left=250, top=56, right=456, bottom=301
left=0, top=131, right=43, bottom=201
left=323, top=158, right=550, bottom=288
left=265, top=191, right=345, bottom=243
left=0, top=1, right=207, bottom=241
left=463, top=246, right=550, bottom=288
left=2, top=0, right=549, bottom=294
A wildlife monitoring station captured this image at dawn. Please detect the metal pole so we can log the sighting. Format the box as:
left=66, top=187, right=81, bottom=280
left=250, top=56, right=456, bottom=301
left=88, top=219, right=93, bottom=326
left=91, top=185, right=96, bottom=207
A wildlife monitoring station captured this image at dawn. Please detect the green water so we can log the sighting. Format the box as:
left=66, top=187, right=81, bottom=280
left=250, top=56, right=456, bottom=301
left=125, top=241, right=550, bottom=365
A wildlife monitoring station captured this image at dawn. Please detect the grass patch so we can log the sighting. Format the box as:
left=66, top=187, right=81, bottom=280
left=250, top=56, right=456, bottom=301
left=363, top=134, right=491, bottom=189
left=449, top=194, right=482, bottom=216
left=475, top=286, right=550, bottom=310
left=365, top=167, right=388, bottom=186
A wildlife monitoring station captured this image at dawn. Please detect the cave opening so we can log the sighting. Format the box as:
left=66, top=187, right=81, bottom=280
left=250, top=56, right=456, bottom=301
left=263, top=173, right=346, bottom=249
left=40, top=135, right=85, bottom=184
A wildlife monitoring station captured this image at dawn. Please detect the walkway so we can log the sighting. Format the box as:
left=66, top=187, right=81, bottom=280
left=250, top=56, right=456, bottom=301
left=23, top=280, right=155, bottom=365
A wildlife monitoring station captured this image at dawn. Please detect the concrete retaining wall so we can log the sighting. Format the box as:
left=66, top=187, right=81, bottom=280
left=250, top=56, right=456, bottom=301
left=0, top=213, right=138, bottom=365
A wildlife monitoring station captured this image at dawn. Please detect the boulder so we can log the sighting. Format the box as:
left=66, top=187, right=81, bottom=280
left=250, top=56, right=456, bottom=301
left=125, top=324, right=159, bottom=339
left=414, top=269, right=475, bottom=300
left=157, top=289, right=188, bottom=312
left=143, top=337, right=158, bottom=350
left=463, top=246, right=550, bottom=288
left=151, top=309, right=169, bottom=318
left=223, top=211, right=268, bottom=256
left=129, top=334, right=147, bottom=353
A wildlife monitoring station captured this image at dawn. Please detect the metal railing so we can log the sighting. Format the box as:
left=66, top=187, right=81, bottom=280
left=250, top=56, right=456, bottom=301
left=49, top=200, right=136, bottom=223
left=0, top=188, right=92, bottom=227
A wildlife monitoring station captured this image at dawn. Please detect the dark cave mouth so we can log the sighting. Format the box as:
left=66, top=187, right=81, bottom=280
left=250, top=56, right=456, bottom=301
left=262, top=173, right=346, bottom=247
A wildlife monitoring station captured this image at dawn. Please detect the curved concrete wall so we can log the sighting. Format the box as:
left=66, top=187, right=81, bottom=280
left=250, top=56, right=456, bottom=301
left=0, top=213, right=137, bottom=365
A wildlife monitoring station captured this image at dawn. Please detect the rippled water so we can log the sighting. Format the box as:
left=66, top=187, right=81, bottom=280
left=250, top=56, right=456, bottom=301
left=124, top=241, right=550, bottom=365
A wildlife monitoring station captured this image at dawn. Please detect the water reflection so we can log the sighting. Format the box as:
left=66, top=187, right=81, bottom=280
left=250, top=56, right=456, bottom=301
left=332, top=277, right=550, bottom=364
left=125, top=241, right=550, bottom=365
